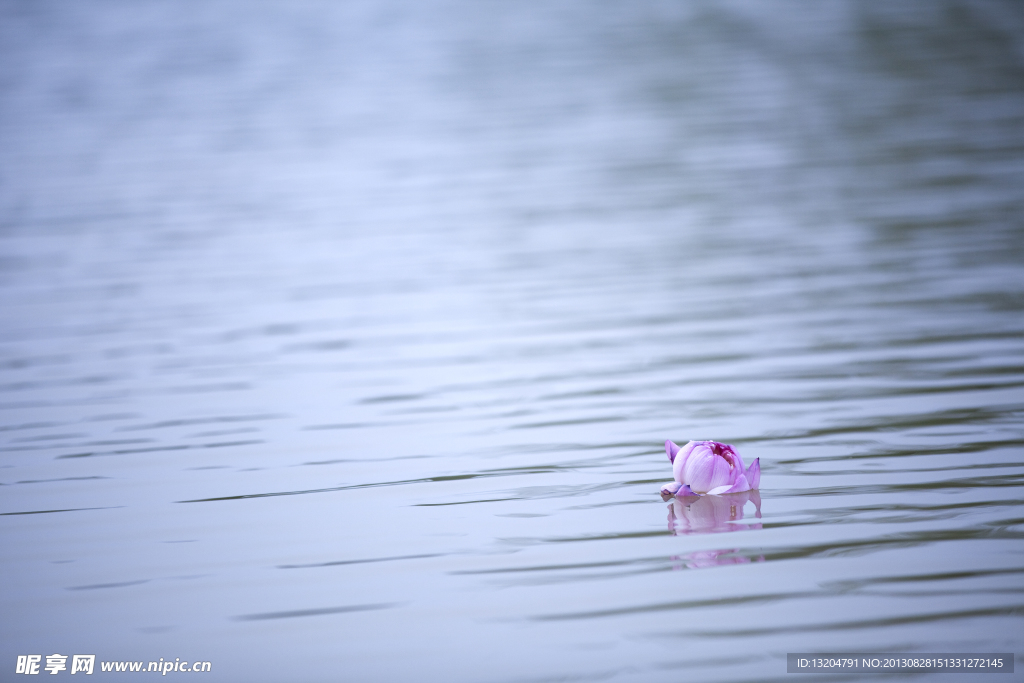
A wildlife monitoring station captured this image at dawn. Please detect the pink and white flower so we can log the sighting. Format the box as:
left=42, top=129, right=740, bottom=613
left=659, top=440, right=760, bottom=497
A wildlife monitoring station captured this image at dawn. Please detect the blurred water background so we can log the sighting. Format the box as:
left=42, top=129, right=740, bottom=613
left=2, top=1, right=1024, bottom=681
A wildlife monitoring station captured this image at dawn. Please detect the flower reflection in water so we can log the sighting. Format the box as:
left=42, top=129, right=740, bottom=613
left=665, top=490, right=765, bottom=569
left=665, top=490, right=762, bottom=535
left=671, top=548, right=764, bottom=570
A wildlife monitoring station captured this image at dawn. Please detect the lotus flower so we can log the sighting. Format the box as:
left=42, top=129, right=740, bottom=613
left=660, top=440, right=760, bottom=497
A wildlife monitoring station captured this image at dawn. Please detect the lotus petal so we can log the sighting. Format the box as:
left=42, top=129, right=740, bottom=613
left=745, top=458, right=760, bottom=490
left=682, top=444, right=734, bottom=492
left=673, top=484, right=697, bottom=498
left=715, top=472, right=751, bottom=495
left=660, top=481, right=683, bottom=496
left=666, top=440, right=681, bottom=464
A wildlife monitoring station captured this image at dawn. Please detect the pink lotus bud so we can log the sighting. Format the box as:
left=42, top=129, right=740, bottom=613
left=661, top=440, right=760, bottom=496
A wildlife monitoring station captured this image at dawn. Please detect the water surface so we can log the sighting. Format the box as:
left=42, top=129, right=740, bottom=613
left=2, top=1, right=1023, bottom=681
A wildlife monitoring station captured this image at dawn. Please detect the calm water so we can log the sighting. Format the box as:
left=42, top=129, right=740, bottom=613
left=2, top=1, right=1024, bottom=681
